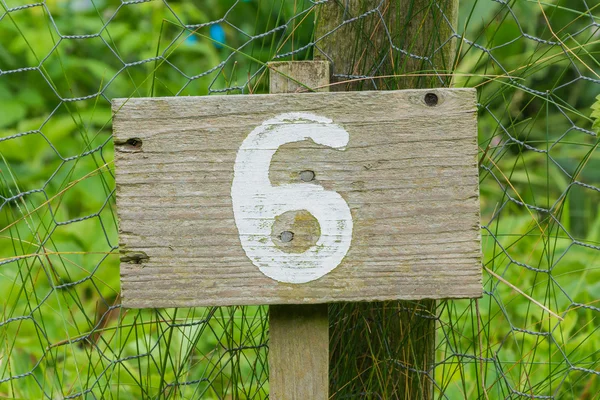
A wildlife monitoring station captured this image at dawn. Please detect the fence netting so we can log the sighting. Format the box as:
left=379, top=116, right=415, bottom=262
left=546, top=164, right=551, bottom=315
left=0, top=0, right=598, bottom=398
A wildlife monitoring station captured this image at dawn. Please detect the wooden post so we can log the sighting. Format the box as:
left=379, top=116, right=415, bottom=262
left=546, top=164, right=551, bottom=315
left=315, top=1, right=459, bottom=398
left=268, top=60, right=331, bottom=400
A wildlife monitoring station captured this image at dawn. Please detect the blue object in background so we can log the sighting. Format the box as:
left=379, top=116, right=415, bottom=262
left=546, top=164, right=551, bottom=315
left=184, top=34, right=198, bottom=46
left=210, top=24, right=226, bottom=49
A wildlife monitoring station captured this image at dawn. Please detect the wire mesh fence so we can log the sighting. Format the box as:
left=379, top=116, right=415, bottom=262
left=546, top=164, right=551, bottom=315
left=0, top=0, right=598, bottom=398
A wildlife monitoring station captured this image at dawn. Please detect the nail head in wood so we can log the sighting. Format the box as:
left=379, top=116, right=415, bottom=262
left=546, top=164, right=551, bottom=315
left=424, top=92, right=439, bottom=106
left=300, top=170, right=315, bottom=182
left=280, top=231, right=294, bottom=242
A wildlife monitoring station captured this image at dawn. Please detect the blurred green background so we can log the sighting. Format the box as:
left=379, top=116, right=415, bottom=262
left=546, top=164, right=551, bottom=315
left=0, top=0, right=599, bottom=398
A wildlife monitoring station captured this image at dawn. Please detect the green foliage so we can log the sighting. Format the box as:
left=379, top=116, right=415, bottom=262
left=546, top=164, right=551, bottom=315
left=1, top=0, right=599, bottom=398
left=592, top=94, right=600, bottom=133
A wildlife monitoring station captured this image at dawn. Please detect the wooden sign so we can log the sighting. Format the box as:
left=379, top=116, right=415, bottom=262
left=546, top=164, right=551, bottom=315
left=113, top=89, right=481, bottom=308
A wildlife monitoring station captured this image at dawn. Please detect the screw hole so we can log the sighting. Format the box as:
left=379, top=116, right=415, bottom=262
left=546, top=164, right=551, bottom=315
left=300, top=170, right=315, bottom=182
left=126, top=138, right=142, bottom=148
left=280, top=231, right=294, bottom=243
left=424, top=93, right=438, bottom=106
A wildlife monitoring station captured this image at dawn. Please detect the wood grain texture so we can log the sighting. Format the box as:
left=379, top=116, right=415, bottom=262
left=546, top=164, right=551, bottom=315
left=269, top=304, right=329, bottom=399
left=315, top=0, right=458, bottom=90
left=269, top=61, right=330, bottom=93
left=268, top=61, right=330, bottom=400
left=113, top=88, right=481, bottom=308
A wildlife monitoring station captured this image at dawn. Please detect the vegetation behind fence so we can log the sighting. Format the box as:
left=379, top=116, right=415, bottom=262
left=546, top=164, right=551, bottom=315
left=0, top=0, right=599, bottom=398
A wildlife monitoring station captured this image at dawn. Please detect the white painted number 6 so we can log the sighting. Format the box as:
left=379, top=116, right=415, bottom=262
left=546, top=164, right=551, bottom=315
left=231, top=112, right=353, bottom=284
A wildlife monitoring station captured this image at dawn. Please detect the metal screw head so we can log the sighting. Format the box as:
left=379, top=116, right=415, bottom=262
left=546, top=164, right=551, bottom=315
left=280, top=231, right=294, bottom=242
left=424, top=92, right=438, bottom=106
left=300, top=170, right=315, bottom=182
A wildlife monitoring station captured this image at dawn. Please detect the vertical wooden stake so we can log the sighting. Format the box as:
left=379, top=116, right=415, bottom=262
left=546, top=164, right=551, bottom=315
left=268, top=60, right=331, bottom=400
left=269, top=304, right=329, bottom=399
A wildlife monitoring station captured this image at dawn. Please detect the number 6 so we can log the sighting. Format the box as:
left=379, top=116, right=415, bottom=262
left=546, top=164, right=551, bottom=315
left=231, top=112, right=353, bottom=284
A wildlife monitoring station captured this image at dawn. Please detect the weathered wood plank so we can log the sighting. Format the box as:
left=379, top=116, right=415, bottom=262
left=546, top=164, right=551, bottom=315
left=113, top=88, right=481, bottom=308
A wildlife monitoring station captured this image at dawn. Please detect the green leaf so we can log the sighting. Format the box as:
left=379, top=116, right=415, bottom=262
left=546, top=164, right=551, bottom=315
left=591, top=94, right=600, bottom=132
